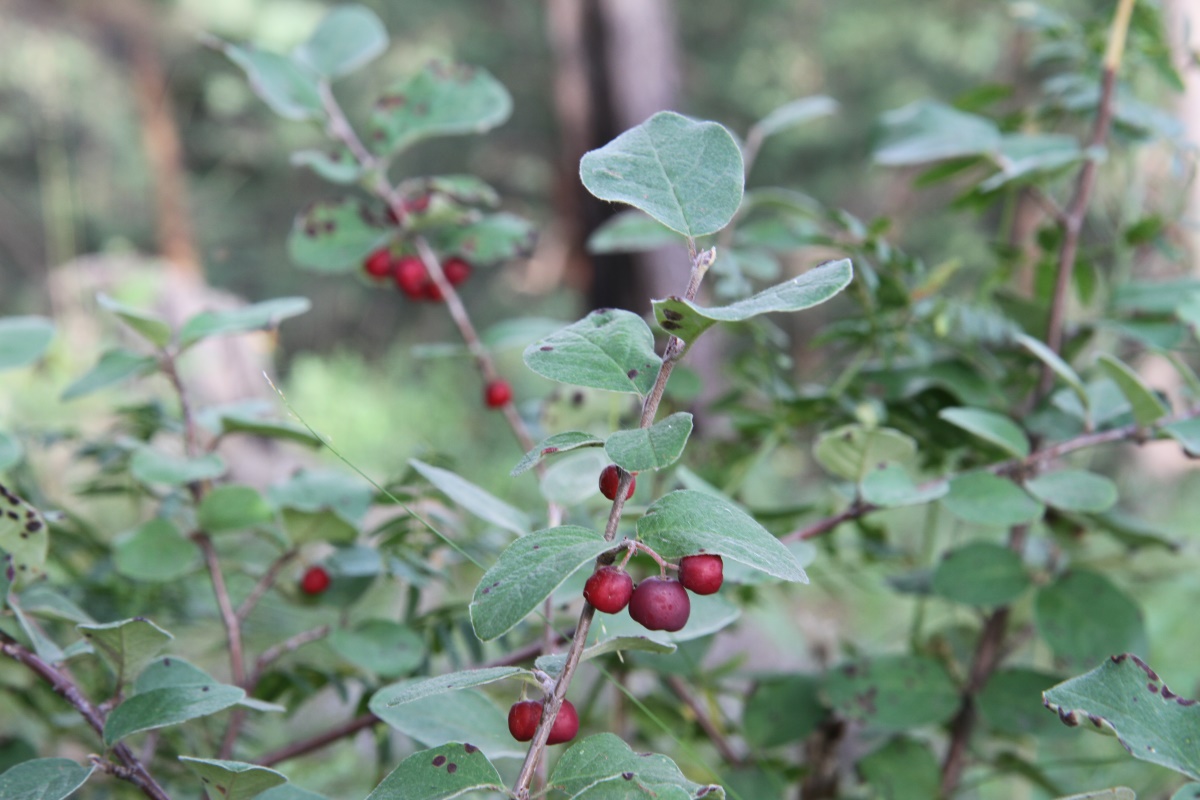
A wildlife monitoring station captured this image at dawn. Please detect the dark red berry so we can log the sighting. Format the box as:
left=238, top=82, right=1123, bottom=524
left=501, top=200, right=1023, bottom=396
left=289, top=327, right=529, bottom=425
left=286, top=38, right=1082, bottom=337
left=485, top=379, right=512, bottom=409
left=628, top=577, right=690, bottom=632
left=443, top=257, right=472, bottom=286
left=299, top=566, right=331, bottom=595
left=422, top=280, right=445, bottom=302
left=547, top=700, right=579, bottom=745
left=678, top=554, right=724, bottom=595
left=598, top=464, right=635, bottom=501
left=584, top=566, right=634, bottom=614
left=508, top=700, right=541, bottom=742
left=393, top=256, right=429, bottom=299
left=507, top=699, right=579, bottom=745
left=363, top=248, right=392, bottom=279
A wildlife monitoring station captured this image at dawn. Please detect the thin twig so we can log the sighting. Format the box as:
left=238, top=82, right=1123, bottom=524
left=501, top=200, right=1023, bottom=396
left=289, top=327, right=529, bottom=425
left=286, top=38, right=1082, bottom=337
left=258, top=712, right=379, bottom=767
left=0, top=633, right=172, bottom=800
left=236, top=549, right=298, bottom=623
left=191, top=532, right=245, bottom=686
left=247, top=625, right=330, bottom=692
left=665, top=675, right=744, bottom=767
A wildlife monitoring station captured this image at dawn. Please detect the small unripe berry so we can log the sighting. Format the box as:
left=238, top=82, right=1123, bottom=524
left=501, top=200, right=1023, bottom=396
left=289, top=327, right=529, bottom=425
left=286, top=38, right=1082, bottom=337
left=299, top=566, right=331, bottom=595
left=628, top=576, right=690, bottom=632
left=598, top=464, right=635, bottom=501
left=485, top=379, right=512, bottom=409
left=678, top=554, right=724, bottom=595
left=363, top=248, right=392, bottom=279
left=443, top=257, right=472, bottom=286
left=584, top=566, right=634, bottom=614
left=393, top=256, right=429, bottom=299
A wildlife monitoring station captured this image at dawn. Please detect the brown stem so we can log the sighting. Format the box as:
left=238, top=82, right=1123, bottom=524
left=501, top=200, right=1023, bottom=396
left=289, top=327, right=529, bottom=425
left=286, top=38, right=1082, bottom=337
left=247, top=625, right=330, bottom=692
left=0, top=633, right=172, bottom=800
left=665, top=675, right=744, bottom=767
left=235, top=549, right=298, bottom=623
left=257, top=712, right=379, bottom=767
left=159, top=354, right=200, bottom=458
left=192, top=533, right=245, bottom=686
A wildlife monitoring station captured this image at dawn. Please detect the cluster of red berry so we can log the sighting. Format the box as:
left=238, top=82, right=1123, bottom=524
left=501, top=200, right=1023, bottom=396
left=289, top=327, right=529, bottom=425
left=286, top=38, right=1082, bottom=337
left=362, top=250, right=473, bottom=302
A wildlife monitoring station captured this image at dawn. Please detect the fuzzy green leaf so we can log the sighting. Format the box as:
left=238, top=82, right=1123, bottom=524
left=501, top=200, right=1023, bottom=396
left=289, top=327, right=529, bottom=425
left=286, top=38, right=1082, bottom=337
left=813, top=424, right=916, bottom=483
left=549, top=733, right=724, bottom=799
left=410, top=459, right=529, bottom=536
left=523, top=309, right=662, bottom=395
left=370, top=667, right=528, bottom=711
left=61, top=349, right=157, bottom=400
left=365, top=743, right=505, bottom=800
left=77, top=618, right=173, bottom=686
left=287, top=198, right=392, bottom=273
left=586, top=210, right=679, bottom=254
left=0, top=758, right=93, bottom=800
left=95, top=295, right=171, bottom=348
left=292, top=6, right=387, bottom=79
left=1097, top=354, right=1168, bottom=426
left=1025, top=470, right=1118, bottom=513
left=113, top=519, right=198, bottom=582
left=512, top=432, right=605, bottom=476
left=0, top=316, right=55, bottom=371
left=179, top=298, right=310, bottom=348
left=605, top=413, right=693, bottom=472
left=105, top=685, right=244, bottom=745
left=823, top=655, right=960, bottom=731
left=874, top=100, right=1000, bottom=165
left=931, top=541, right=1030, bottom=607
left=0, top=483, right=49, bottom=590
left=179, top=758, right=287, bottom=800
left=222, top=44, right=322, bottom=120
left=941, top=472, right=1044, bottom=526
left=939, top=407, right=1030, bottom=458
left=1035, top=571, right=1146, bottom=671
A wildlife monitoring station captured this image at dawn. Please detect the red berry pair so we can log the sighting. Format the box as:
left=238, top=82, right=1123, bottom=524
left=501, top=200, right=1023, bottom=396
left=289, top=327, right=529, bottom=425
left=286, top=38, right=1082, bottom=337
left=507, top=698, right=578, bottom=744
left=361, top=249, right=473, bottom=302
left=582, top=553, right=724, bottom=632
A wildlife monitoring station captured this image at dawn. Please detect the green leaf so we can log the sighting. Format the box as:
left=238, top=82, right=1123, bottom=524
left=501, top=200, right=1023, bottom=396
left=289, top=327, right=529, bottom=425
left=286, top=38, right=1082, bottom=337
left=113, top=519, right=198, bottom=582
left=197, top=485, right=275, bottom=533
left=77, top=617, right=173, bottom=686
left=978, top=668, right=1066, bottom=737
left=1171, top=785, right=1200, bottom=800
left=328, top=620, right=424, bottom=678
left=17, top=585, right=94, bottom=624
left=222, top=43, right=322, bottom=120
left=179, top=757, right=287, bottom=800
left=370, top=690, right=524, bottom=761
left=580, top=111, right=744, bottom=237
left=539, top=449, right=612, bottom=506
left=0, top=316, right=55, bottom=371
left=941, top=472, right=1045, bottom=526
left=742, top=675, right=826, bottom=747
left=428, top=212, right=537, bottom=264
left=410, top=459, right=530, bottom=536
left=822, top=655, right=960, bottom=731
left=511, top=432, right=605, bottom=477
left=813, top=424, right=916, bottom=483
left=365, top=743, right=505, bottom=800
left=859, top=738, right=941, bottom=800
left=1054, top=790, right=1136, bottom=800
left=269, top=469, right=372, bottom=531
left=0, top=483, right=49, bottom=589
left=1044, top=654, right=1200, bottom=780
left=1097, top=354, right=1168, bottom=426
left=586, top=210, right=679, bottom=254
left=259, top=788, right=329, bottom=800
left=1025, top=470, right=1118, bottom=513
left=135, top=657, right=282, bottom=713
left=636, top=490, right=806, bottom=582
left=290, top=147, right=361, bottom=184
left=523, top=309, right=662, bottom=395
left=130, top=449, right=226, bottom=486
left=980, top=133, right=1084, bottom=191
left=292, top=5, right=387, bottom=79
left=860, top=464, right=948, bottom=508
left=61, top=349, right=157, bottom=400
left=216, top=414, right=324, bottom=448
left=105, top=685, right=244, bottom=744
left=874, top=100, right=1001, bottom=165
left=10, top=600, right=65, bottom=661
left=0, top=758, right=92, bottom=800
left=549, top=733, right=724, bottom=799
left=0, top=431, right=21, bottom=471
left=287, top=198, right=392, bottom=273
left=753, top=96, right=838, bottom=138
left=470, top=526, right=612, bottom=641
left=368, top=60, right=512, bottom=156
left=653, top=259, right=852, bottom=346
left=96, top=294, right=171, bottom=348
left=931, top=542, right=1030, bottom=607
left=179, top=297, right=311, bottom=348
left=584, top=593, right=740, bottom=645
left=370, top=667, right=528, bottom=711
left=535, top=636, right=678, bottom=679
left=605, top=413, right=693, bottom=472
left=408, top=174, right=501, bottom=207
left=1035, top=571, right=1146, bottom=671
left=1016, top=333, right=1089, bottom=419
left=939, top=407, right=1030, bottom=458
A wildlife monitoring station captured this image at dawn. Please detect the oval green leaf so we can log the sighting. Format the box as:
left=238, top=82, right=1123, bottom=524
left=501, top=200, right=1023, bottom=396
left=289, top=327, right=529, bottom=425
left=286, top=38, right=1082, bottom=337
left=287, top=198, right=392, bottom=273
left=874, top=100, right=1000, bottom=166
left=1097, top=354, right=1169, bottom=426
left=636, top=490, right=807, bottom=583
left=365, top=743, right=505, bottom=800
left=753, top=96, right=839, bottom=138
left=931, top=541, right=1030, bottom=607
left=77, top=617, right=173, bottom=686
left=653, top=259, right=852, bottom=346
left=861, top=464, right=948, bottom=508
left=197, top=485, right=275, bottom=533
left=580, top=111, right=744, bottom=237
left=0, top=482, right=49, bottom=589
left=1035, top=571, right=1146, bottom=671
left=0, top=316, right=55, bottom=371
left=368, top=61, right=512, bottom=156
left=0, top=431, right=21, bottom=471
left=292, top=5, right=387, bottom=79
left=96, top=294, right=171, bottom=349
left=822, top=655, right=960, bottom=731
left=586, top=210, right=678, bottom=254
left=370, top=667, right=528, bottom=711
left=328, top=620, right=424, bottom=678
left=427, top=212, right=537, bottom=265
left=410, top=459, right=530, bottom=536
left=743, top=675, right=826, bottom=747
left=605, top=413, right=693, bottom=472
left=511, top=431, right=605, bottom=477
left=941, top=472, right=1044, bottom=526
left=939, top=407, right=1030, bottom=458
left=860, top=738, right=940, bottom=800
left=61, top=349, right=157, bottom=401
left=179, top=297, right=311, bottom=349
left=370, top=690, right=524, bottom=761
left=523, top=309, right=662, bottom=395
left=1044, top=654, right=1200, bottom=780
left=1025, top=470, right=1118, bottom=513
left=813, top=423, right=916, bottom=483
left=549, top=733, right=724, bottom=800
left=978, top=668, right=1066, bottom=737
left=179, top=757, right=287, bottom=800
left=221, top=44, right=323, bottom=121
left=114, top=519, right=198, bottom=582
left=0, top=758, right=93, bottom=800
left=130, top=449, right=226, bottom=487
left=469, top=526, right=613, bottom=641
left=105, top=685, right=244, bottom=745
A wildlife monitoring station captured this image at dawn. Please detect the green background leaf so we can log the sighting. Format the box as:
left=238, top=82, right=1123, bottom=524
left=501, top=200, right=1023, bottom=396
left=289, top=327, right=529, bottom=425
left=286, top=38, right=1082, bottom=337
left=941, top=472, right=1044, bottom=526
left=814, top=424, right=916, bottom=483
left=179, top=757, right=287, bottom=800
left=939, top=407, right=1030, bottom=458
left=1025, top=470, right=1118, bottom=513
left=511, top=431, right=605, bottom=476
left=222, top=44, right=323, bottom=120
left=822, top=655, right=960, bottom=731
left=105, top=685, right=245, bottom=744
left=61, top=349, right=157, bottom=401
left=77, top=617, right=173, bottom=686
left=1097, top=354, right=1168, bottom=426
left=0, top=758, right=92, bottom=800
left=292, top=6, right=387, bottom=79
left=370, top=667, right=527, bottom=711
left=197, top=485, right=275, bottom=533
left=931, top=541, right=1030, bottom=607
left=130, top=449, right=226, bottom=486
left=328, top=620, right=424, bottom=678
left=369, top=690, right=524, bottom=760
left=604, top=413, right=693, bottom=472
left=742, top=675, right=826, bottom=747
left=1035, top=571, right=1146, bottom=670
left=859, top=738, right=941, bottom=800
left=0, top=316, right=55, bottom=371
left=0, top=483, right=49, bottom=589
left=96, top=294, right=171, bottom=348
left=586, top=210, right=678, bottom=254
left=410, top=459, right=529, bottom=536
left=113, top=519, right=198, bottom=582
left=874, top=100, right=1000, bottom=165
left=179, top=298, right=311, bottom=348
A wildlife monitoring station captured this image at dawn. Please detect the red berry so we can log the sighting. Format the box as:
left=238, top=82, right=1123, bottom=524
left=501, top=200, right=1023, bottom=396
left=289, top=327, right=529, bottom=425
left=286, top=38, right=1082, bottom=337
left=547, top=700, right=579, bottom=745
left=485, top=379, right=512, bottom=409
left=363, top=248, right=392, bottom=279
left=404, top=194, right=430, bottom=214
left=393, top=256, right=429, bottom=299
left=299, top=566, right=331, bottom=596
left=507, top=699, right=579, bottom=745
left=598, top=464, right=635, bottom=501
left=422, top=280, right=445, bottom=302
left=678, top=554, right=724, bottom=595
left=508, top=700, right=541, bottom=742
left=584, top=566, right=634, bottom=614
left=443, top=257, right=472, bottom=286
left=628, top=577, right=690, bottom=632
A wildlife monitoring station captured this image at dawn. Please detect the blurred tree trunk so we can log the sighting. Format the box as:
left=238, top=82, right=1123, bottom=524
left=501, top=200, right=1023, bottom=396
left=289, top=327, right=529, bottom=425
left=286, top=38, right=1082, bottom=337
left=1166, top=0, right=1200, bottom=264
